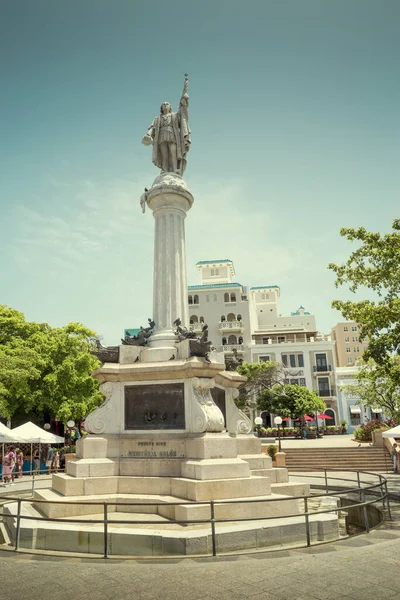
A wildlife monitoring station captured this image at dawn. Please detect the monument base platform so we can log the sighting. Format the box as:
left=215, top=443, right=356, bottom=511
left=3, top=497, right=339, bottom=556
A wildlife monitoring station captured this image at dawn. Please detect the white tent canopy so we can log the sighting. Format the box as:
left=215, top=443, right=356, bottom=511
left=0, top=422, right=29, bottom=443
left=11, top=422, right=64, bottom=444
left=382, top=424, right=400, bottom=438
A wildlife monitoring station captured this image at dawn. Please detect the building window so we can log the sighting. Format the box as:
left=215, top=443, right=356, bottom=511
left=352, top=326, right=357, bottom=331
left=238, top=336, right=243, bottom=344
left=317, top=377, right=331, bottom=397
left=200, top=316, right=204, bottom=323
left=262, top=293, right=269, bottom=300
left=298, top=354, right=304, bottom=367
left=221, top=315, right=226, bottom=322
left=289, top=354, right=296, bottom=368
left=230, top=293, right=236, bottom=302
left=259, top=355, right=270, bottom=362
left=215, top=268, right=219, bottom=275
left=211, top=268, right=215, bottom=276
left=315, top=353, right=328, bottom=369
left=353, top=347, right=357, bottom=352
left=188, top=295, right=193, bottom=305
left=193, top=295, right=199, bottom=304
left=300, top=378, right=306, bottom=386
left=262, top=337, right=270, bottom=344
left=222, top=337, right=227, bottom=345
left=278, top=336, right=285, bottom=343
left=347, top=357, right=353, bottom=364
left=355, top=336, right=358, bottom=342
left=237, top=314, right=242, bottom=321
left=281, top=355, right=288, bottom=367
left=224, top=293, right=230, bottom=302
left=346, top=347, right=351, bottom=352
left=190, top=316, right=198, bottom=324
left=345, top=337, right=349, bottom=342
left=344, top=326, right=348, bottom=331
left=228, top=335, right=237, bottom=344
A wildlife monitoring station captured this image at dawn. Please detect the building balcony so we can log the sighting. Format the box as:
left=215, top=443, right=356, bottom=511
left=313, top=365, right=332, bottom=374
left=219, top=320, right=244, bottom=334
left=222, top=344, right=245, bottom=355
left=189, top=323, right=203, bottom=333
left=318, top=387, right=336, bottom=398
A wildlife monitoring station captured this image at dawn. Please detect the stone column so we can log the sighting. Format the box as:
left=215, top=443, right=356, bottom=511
left=146, top=173, right=194, bottom=350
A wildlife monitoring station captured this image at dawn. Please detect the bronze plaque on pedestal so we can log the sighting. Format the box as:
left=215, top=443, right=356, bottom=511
left=124, top=383, right=185, bottom=430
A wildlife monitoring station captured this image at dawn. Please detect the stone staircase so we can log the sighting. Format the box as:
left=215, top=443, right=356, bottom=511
left=284, top=446, right=391, bottom=473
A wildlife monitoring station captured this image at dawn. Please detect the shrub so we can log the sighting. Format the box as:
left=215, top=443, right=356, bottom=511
left=353, top=418, right=396, bottom=442
left=267, top=445, right=278, bottom=460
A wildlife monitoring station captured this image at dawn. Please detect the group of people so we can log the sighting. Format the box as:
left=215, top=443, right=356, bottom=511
left=32, top=444, right=60, bottom=474
left=2, top=444, right=60, bottom=483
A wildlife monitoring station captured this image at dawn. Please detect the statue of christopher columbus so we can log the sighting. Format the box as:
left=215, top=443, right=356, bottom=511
left=142, top=75, right=191, bottom=176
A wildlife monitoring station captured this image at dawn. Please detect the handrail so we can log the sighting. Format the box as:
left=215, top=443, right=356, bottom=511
left=0, top=468, right=391, bottom=559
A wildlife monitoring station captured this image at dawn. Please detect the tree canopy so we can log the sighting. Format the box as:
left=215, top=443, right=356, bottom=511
left=236, top=361, right=326, bottom=418
left=258, top=384, right=326, bottom=420
left=0, top=305, right=102, bottom=424
left=328, top=219, right=400, bottom=366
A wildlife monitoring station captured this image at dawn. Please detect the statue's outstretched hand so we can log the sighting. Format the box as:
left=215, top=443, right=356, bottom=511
left=142, top=134, right=153, bottom=146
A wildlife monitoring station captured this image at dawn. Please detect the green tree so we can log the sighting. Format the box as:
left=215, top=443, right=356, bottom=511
left=0, top=305, right=102, bottom=425
left=262, top=384, right=326, bottom=420
left=328, top=219, right=400, bottom=366
left=236, top=361, right=286, bottom=411
left=341, top=357, right=400, bottom=420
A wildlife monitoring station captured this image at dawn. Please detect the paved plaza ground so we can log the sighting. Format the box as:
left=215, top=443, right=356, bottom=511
left=1, top=435, right=399, bottom=600
left=0, top=502, right=400, bottom=600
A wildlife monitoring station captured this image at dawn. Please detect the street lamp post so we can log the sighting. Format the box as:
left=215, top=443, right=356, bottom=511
left=274, top=416, right=283, bottom=452
left=254, top=416, right=263, bottom=438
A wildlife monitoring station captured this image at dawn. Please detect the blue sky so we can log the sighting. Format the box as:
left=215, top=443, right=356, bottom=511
left=1, top=0, right=399, bottom=344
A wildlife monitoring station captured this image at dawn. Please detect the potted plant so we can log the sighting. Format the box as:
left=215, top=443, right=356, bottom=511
left=266, top=444, right=278, bottom=465
left=341, top=420, right=348, bottom=434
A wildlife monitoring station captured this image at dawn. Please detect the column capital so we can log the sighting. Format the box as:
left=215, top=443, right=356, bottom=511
left=147, top=173, right=194, bottom=214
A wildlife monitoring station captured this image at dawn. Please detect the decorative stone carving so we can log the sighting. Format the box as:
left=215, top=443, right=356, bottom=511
left=226, top=389, right=252, bottom=435
left=84, top=382, right=114, bottom=435
left=91, top=340, right=119, bottom=364
left=122, top=319, right=155, bottom=346
left=191, top=378, right=224, bottom=433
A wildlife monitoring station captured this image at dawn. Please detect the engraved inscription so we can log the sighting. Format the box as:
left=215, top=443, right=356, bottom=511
left=125, top=384, right=185, bottom=430
left=121, top=439, right=186, bottom=458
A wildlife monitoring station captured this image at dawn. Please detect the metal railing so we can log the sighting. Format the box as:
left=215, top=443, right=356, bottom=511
left=313, top=365, right=332, bottom=372
left=0, top=468, right=392, bottom=559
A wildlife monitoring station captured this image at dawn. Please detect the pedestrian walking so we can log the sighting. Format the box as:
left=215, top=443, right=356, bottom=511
left=2, top=446, right=16, bottom=484
left=391, top=443, right=399, bottom=473
left=52, top=451, right=60, bottom=473
left=46, top=445, right=54, bottom=473
left=16, top=449, right=24, bottom=478
left=33, top=448, right=40, bottom=474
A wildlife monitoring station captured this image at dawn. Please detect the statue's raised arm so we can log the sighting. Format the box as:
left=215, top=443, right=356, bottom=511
left=142, top=74, right=191, bottom=177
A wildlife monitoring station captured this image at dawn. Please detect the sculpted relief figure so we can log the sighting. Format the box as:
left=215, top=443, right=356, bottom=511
left=142, top=75, right=190, bottom=176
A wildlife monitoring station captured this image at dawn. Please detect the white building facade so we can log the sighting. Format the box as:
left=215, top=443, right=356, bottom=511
left=187, top=260, right=339, bottom=426
left=336, top=366, right=387, bottom=433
